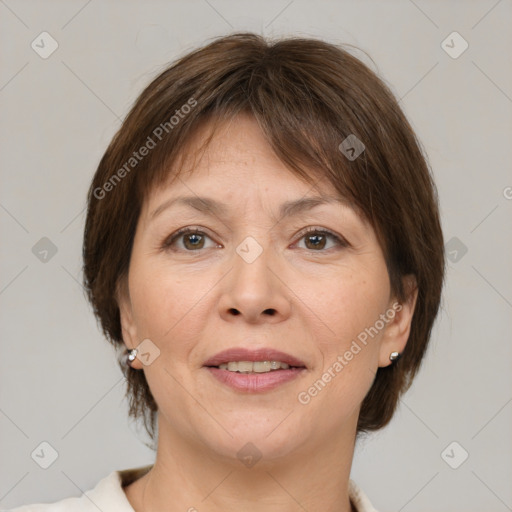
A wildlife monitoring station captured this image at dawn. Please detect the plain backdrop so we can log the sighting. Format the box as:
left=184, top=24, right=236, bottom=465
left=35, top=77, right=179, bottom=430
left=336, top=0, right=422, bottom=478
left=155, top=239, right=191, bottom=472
left=1, top=1, right=511, bottom=511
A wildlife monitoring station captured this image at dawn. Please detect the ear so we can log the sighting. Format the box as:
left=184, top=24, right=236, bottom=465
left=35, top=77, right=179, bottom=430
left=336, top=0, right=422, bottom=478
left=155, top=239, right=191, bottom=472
left=116, top=277, right=143, bottom=370
left=378, top=275, right=418, bottom=367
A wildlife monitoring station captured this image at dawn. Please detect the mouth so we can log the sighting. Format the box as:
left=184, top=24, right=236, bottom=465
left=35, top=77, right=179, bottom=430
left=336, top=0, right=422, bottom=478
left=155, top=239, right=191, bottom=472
left=202, top=347, right=307, bottom=373
left=202, top=347, right=307, bottom=391
left=207, top=360, right=304, bottom=373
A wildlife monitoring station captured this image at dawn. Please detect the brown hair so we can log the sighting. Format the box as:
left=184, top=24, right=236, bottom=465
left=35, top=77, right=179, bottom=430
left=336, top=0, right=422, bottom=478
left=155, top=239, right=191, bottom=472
left=83, top=32, right=445, bottom=442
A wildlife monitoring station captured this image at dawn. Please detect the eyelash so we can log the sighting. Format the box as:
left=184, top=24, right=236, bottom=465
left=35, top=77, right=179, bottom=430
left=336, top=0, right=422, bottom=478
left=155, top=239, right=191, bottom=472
left=161, top=226, right=349, bottom=253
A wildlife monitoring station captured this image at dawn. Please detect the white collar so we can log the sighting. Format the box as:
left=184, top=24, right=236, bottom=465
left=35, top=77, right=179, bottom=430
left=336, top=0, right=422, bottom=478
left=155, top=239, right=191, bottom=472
left=50, top=465, right=378, bottom=512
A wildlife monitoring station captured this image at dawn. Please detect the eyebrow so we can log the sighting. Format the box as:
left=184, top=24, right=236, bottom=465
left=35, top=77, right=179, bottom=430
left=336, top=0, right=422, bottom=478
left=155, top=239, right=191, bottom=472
left=149, top=195, right=349, bottom=222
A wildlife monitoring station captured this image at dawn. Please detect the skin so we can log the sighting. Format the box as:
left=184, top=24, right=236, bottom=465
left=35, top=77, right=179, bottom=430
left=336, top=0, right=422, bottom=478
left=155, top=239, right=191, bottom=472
left=119, top=114, right=418, bottom=512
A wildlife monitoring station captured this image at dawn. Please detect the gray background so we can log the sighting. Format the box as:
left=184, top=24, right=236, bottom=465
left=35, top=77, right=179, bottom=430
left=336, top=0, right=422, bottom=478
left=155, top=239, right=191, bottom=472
left=1, top=1, right=511, bottom=510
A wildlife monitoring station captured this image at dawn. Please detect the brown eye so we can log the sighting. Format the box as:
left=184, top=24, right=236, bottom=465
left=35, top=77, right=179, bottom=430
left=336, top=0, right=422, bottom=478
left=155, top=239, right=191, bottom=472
left=304, top=232, right=327, bottom=250
left=163, top=228, right=217, bottom=251
left=182, top=232, right=205, bottom=250
left=296, top=228, right=348, bottom=251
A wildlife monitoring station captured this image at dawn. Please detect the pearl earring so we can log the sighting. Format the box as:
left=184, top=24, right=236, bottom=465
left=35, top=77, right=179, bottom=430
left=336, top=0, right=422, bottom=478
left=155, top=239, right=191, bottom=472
left=389, top=351, right=401, bottom=362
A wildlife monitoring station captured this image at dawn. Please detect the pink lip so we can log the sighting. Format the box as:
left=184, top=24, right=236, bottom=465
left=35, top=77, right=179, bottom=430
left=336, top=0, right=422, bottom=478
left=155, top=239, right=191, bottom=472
left=205, top=366, right=306, bottom=392
left=203, top=347, right=307, bottom=393
left=203, top=347, right=307, bottom=368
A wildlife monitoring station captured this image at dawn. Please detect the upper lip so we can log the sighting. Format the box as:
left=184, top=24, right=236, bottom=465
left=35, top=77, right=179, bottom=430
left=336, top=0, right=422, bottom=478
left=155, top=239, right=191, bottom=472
left=203, top=348, right=307, bottom=368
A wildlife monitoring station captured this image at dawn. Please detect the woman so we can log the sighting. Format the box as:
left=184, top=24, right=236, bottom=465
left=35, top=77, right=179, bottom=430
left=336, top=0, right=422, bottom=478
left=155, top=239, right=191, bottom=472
left=13, top=32, right=444, bottom=511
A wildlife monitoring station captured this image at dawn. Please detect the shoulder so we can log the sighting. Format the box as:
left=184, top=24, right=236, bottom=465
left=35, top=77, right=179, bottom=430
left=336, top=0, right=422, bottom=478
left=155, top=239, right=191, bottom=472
left=5, top=466, right=152, bottom=512
left=348, top=479, right=379, bottom=512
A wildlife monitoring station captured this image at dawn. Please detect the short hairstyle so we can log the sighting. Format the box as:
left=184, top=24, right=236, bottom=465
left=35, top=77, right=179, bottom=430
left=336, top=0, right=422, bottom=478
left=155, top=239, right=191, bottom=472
left=83, top=32, right=445, bottom=441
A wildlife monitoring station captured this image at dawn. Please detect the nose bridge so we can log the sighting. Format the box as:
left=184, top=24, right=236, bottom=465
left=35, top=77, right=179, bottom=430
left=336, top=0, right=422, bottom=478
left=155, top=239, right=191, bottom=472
left=219, top=229, right=290, bottom=323
left=232, top=231, right=275, bottom=297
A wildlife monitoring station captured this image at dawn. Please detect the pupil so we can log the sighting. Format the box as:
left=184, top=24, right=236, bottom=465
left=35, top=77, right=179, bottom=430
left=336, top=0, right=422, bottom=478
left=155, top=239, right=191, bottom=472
left=307, top=234, right=325, bottom=250
left=183, top=233, right=326, bottom=250
left=185, top=234, right=203, bottom=249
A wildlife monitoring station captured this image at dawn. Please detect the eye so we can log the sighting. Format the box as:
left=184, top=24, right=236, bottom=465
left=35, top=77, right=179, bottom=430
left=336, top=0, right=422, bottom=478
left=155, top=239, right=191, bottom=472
left=162, top=226, right=349, bottom=253
left=162, top=227, right=219, bottom=251
left=294, top=227, right=349, bottom=251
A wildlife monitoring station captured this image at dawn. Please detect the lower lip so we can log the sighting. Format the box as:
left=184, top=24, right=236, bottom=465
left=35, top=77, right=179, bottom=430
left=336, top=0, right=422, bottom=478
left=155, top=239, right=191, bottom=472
left=205, top=367, right=306, bottom=392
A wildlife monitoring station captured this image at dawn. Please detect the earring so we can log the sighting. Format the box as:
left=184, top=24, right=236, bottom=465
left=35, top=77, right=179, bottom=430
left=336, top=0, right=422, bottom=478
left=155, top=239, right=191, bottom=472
left=389, top=351, right=401, bottom=362
left=127, top=348, right=138, bottom=363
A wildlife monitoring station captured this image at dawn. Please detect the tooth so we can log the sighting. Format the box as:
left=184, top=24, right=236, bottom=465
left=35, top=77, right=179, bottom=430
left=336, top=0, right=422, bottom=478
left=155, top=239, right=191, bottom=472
left=214, top=360, right=296, bottom=372
left=253, top=361, right=272, bottom=373
left=237, top=361, right=253, bottom=373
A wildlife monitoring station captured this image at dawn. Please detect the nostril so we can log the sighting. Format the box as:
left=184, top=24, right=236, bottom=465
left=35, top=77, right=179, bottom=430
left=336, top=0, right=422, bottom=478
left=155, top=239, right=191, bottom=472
left=227, top=308, right=276, bottom=316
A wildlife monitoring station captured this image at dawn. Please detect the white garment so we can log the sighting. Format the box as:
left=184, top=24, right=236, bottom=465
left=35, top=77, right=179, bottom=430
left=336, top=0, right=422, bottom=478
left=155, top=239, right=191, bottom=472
left=7, top=465, right=378, bottom=511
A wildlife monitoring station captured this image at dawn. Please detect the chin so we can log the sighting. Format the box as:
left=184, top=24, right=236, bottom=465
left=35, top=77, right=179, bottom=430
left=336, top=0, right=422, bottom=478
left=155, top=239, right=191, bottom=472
left=200, top=422, right=308, bottom=465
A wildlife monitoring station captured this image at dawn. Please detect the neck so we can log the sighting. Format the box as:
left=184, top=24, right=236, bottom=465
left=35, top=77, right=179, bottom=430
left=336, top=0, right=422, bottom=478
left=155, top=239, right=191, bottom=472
left=126, top=417, right=358, bottom=512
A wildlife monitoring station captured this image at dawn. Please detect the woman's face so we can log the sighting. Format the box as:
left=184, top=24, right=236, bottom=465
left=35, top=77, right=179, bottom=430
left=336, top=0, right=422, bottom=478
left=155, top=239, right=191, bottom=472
left=119, top=115, right=415, bottom=462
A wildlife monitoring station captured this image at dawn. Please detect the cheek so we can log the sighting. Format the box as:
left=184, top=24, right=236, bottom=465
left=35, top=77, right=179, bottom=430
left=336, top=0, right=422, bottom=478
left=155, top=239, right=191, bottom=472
left=300, top=271, right=389, bottom=420
left=129, top=262, right=176, bottom=335
left=128, top=258, right=219, bottom=349
left=315, top=264, right=390, bottom=350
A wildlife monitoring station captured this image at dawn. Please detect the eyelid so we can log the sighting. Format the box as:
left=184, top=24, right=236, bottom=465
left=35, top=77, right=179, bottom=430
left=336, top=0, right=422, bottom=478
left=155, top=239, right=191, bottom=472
left=162, top=226, right=219, bottom=249
left=162, top=224, right=350, bottom=252
left=293, top=226, right=350, bottom=249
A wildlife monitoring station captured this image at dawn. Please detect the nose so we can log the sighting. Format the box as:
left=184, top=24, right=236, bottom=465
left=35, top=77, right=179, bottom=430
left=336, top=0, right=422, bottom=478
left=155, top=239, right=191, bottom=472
left=218, top=238, right=292, bottom=325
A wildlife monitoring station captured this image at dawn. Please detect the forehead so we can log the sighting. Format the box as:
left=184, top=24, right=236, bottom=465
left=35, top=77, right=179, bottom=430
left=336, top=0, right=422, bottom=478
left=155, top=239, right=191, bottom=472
left=143, top=114, right=346, bottom=212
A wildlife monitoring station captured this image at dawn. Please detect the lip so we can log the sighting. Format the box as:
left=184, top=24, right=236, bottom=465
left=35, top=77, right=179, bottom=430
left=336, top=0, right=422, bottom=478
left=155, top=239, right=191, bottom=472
left=203, top=347, right=307, bottom=368
left=205, top=366, right=306, bottom=392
